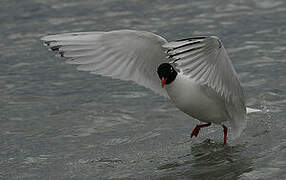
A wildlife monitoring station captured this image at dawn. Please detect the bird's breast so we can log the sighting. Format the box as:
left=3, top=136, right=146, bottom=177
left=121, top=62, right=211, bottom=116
left=165, top=74, right=228, bottom=123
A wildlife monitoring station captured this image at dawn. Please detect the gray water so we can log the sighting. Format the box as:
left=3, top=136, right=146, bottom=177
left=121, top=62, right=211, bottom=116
left=1, top=0, right=286, bottom=179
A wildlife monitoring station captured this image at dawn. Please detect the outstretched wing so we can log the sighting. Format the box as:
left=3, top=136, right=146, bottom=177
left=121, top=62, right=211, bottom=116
left=41, top=30, right=169, bottom=97
left=164, top=36, right=246, bottom=138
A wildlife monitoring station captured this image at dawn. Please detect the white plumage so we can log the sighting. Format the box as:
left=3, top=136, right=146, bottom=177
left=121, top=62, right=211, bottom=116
left=163, top=36, right=246, bottom=138
left=41, top=30, right=258, bottom=142
left=42, top=30, right=168, bottom=97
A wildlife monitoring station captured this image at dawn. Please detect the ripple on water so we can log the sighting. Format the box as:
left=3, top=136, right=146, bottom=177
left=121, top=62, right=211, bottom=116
left=62, top=109, right=140, bottom=137
left=1, top=0, right=286, bottom=179
left=155, top=140, right=253, bottom=179
left=241, top=141, right=286, bottom=179
left=254, top=0, right=284, bottom=9
left=111, top=91, right=148, bottom=98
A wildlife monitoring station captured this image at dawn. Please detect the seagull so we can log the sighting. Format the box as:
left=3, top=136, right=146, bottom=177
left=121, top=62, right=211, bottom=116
left=41, top=30, right=259, bottom=144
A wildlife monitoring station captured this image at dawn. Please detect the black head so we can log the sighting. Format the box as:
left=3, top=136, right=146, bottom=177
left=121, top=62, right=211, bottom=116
left=157, top=63, right=177, bottom=88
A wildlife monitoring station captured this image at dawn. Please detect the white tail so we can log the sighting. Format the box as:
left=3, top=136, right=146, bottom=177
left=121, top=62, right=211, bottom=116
left=246, top=107, right=261, bottom=114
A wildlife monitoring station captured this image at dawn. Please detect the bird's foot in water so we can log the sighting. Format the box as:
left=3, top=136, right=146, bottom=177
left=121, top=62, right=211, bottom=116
left=191, top=126, right=200, bottom=137
left=222, top=125, right=228, bottom=145
left=191, top=123, right=211, bottom=138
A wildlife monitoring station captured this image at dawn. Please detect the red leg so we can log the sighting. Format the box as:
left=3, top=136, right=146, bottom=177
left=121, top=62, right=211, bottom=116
left=191, top=123, right=211, bottom=138
left=222, top=125, right=228, bottom=145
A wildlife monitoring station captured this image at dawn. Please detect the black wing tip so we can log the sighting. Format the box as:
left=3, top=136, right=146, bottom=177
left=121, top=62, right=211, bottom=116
left=176, top=36, right=223, bottom=49
left=43, top=42, right=65, bottom=57
left=175, top=36, right=207, bottom=42
left=50, top=45, right=62, bottom=51
left=167, top=46, right=204, bottom=58
left=41, top=38, right=66, bottom=58
left=42, top=40, right=57, bottom=46
left=172, top=40, right=202, bottom=50
left=59, top=51, right=65, bottom=57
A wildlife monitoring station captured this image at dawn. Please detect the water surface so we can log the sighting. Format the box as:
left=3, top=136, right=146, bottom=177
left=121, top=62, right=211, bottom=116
left=1, top=0, right=286, bottom=179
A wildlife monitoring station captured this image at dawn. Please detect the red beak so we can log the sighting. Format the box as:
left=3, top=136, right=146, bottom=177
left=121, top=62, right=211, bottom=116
left=161, top=77, right=166, bottom=88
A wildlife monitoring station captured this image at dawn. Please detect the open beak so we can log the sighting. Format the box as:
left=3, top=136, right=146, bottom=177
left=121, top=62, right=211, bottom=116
left=161, top=77, right=167, bottom=88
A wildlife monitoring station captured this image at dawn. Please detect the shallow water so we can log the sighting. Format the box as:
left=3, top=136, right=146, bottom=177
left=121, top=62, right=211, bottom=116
left=1, top=0, right=286, bottom=179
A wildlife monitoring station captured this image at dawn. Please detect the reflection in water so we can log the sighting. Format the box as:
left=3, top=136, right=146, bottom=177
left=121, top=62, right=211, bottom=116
left=157, top=139, right=253, bottom=179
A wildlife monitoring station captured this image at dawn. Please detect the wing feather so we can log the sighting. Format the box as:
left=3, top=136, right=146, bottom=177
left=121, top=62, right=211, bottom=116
left=41, top=30, right=169, bottom=97
left=164, top=36, right=246, bottom=138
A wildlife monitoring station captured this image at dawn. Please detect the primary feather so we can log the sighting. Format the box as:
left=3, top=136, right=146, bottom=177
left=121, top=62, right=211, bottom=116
left=42, top=30, right=169, bottom=97
left=164, top=36, right=246, bottom=138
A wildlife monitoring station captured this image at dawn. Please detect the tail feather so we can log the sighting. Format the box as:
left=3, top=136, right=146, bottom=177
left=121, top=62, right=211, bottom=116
left=246, top=107, right=261, bottom=114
